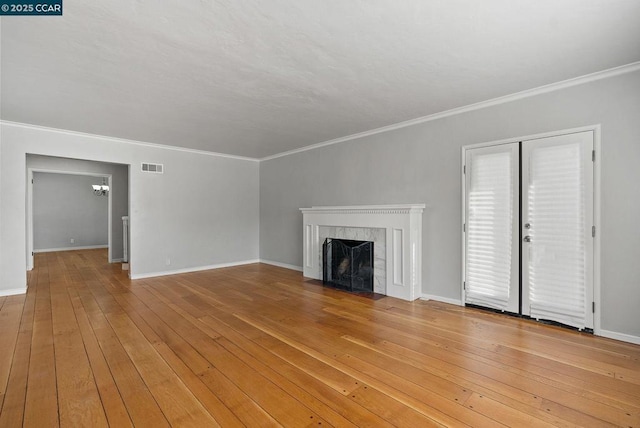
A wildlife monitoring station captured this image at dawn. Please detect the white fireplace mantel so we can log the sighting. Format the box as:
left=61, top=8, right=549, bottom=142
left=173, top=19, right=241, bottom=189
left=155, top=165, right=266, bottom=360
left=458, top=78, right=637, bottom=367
left=300, top=204, right=424, bottom=301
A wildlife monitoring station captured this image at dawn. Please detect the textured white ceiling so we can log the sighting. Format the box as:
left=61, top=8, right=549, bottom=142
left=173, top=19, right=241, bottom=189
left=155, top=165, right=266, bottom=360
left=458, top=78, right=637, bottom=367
left=2, top=0, right=640, bottom=158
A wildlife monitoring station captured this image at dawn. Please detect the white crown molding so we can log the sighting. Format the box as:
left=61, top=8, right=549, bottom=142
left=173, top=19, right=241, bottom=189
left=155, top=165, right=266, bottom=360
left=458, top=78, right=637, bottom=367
left=261, top=61, right=640, bottom=161
left=3, top=62, right=639, bottom=163
left=0, top=120, right=260, bottom=162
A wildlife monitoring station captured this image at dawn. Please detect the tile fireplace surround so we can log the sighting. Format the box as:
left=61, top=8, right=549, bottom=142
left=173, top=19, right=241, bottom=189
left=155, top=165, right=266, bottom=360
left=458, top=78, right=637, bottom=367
left=300, top=204, right=425, bottom=301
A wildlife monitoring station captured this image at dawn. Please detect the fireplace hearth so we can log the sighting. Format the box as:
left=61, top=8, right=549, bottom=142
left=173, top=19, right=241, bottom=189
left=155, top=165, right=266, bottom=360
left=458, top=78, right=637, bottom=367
left=323, top=238, right=373, bottom=293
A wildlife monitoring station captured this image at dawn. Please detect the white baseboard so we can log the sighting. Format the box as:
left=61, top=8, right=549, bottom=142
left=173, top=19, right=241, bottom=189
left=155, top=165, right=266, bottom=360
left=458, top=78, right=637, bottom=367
left=420, top=294, right=463, bottom=306
left=259, top=259, right=303, bottom=272
left=598, top=329, right=640, bottom=345
left=419, top=295, right=640, bottom=345
left=34, top=245, right=108, bottom=253
left=130, top=259, right=260, bottom=280
left=0, top=288, right=27, bottom=297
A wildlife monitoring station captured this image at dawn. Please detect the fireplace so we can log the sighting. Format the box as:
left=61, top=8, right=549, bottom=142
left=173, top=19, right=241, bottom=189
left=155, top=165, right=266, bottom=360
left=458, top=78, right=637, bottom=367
left=300, top=204, right=425, bottom=301
left=323, top=238, right=374, bottom=292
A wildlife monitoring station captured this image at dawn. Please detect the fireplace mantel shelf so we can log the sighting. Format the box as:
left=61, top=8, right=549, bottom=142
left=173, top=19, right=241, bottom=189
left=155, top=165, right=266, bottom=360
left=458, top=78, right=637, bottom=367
left=300, top=204, right=425, bottom=215
left=300, top=204, right=425, bottom=301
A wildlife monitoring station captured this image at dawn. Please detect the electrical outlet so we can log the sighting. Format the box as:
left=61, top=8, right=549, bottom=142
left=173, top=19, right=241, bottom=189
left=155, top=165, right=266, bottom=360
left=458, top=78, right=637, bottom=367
left=70, top=238, right=75, bottom=244
left=165, top=257, right=171, bottom=266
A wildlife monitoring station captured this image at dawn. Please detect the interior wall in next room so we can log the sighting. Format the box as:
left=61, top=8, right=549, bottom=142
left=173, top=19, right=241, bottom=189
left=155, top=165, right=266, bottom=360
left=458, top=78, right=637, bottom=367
left=27, top=154, right=129, bottom=260
left=33, top=172, right=108, bottom=251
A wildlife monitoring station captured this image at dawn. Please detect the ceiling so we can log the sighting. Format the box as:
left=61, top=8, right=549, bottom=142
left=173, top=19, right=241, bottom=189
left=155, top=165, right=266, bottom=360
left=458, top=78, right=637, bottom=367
left=2, top=1, right=640, bottom=159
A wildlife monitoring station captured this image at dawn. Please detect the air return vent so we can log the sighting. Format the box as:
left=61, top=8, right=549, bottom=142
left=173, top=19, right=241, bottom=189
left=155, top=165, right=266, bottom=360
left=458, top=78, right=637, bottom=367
left=141, top=162, right=164, bottom=173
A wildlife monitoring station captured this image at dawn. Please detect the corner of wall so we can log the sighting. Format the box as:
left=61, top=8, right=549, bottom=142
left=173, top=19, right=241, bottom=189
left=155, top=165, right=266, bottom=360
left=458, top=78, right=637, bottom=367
left=0, top=288, right=28, bottom=297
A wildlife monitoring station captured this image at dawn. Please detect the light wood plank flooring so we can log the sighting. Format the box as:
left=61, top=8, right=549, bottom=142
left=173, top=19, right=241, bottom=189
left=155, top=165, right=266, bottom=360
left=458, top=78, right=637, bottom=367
left=1, top=249, right=639, bottom=427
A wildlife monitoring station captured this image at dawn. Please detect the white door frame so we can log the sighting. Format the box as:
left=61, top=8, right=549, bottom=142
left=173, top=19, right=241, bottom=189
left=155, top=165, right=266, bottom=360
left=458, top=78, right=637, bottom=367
left=27, top=168, right=113, bottom=270
left=461, top=124, right=601, bottom=335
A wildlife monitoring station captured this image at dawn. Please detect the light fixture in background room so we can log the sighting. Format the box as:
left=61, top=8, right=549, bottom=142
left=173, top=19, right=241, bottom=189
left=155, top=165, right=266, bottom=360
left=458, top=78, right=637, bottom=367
left=92, top=178, right=109, bottom=196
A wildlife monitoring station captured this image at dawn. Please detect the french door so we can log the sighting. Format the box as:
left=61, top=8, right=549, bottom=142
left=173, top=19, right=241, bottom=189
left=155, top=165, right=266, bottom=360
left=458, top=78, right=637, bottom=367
left=464, top=131, right=594, bottom=330
left=464, top=143, right=520, bottom=313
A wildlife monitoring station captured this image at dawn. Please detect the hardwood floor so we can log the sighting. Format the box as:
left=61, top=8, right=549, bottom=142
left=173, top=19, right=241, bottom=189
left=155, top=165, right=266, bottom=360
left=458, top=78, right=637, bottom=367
left=1, top=249, right=639, bottom=427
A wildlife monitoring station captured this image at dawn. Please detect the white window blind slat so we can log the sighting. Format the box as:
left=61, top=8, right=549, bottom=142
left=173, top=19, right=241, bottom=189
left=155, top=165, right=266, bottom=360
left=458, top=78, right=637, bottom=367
left=465, top=147, right=517, bottom=311
left=527, top=142, right=588, bottom=329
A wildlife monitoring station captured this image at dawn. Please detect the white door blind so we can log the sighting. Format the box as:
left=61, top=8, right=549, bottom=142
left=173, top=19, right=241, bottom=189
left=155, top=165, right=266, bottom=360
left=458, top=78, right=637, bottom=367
left=524, top=136, right=592, bottom=329
left=465, top=145, right=518, bottom=312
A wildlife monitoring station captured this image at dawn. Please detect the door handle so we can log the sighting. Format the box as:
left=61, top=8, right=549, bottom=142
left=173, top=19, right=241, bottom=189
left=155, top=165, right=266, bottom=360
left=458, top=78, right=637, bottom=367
left=523, top=236, right=531, bottom=242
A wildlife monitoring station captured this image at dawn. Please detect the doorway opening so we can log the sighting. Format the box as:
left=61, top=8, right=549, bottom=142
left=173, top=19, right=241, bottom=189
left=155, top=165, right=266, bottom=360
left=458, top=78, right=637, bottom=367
left=26, top=155, right=130, bottom=272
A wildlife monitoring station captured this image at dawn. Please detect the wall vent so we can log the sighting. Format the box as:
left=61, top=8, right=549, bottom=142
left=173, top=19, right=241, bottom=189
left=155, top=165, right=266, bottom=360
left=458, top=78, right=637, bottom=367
left=141, top=162, right=164, bottom=174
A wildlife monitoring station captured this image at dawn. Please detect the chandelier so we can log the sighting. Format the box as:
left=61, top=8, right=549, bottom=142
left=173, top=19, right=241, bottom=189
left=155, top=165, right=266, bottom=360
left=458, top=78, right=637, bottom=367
left=92, top=178, right=109, bottom=196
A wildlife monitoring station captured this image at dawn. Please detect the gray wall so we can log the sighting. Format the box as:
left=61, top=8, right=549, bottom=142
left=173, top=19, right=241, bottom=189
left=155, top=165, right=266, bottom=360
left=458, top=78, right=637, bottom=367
left=260, top=69, right=640, bottom=338
left=27, top=155, right=129, bottom=259
left=33, top=172, right=108, bottom=250
left=1, top=126, right=260, bottom=294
